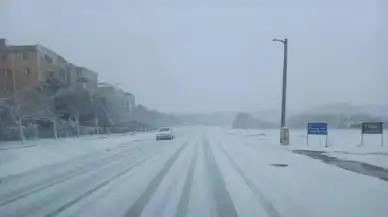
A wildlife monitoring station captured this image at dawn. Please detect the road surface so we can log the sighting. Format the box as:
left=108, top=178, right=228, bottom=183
left=0, top=128, right=387, bottom=217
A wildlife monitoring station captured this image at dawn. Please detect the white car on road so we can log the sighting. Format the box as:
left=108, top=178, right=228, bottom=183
left=156, top=127, right=174, bottom=140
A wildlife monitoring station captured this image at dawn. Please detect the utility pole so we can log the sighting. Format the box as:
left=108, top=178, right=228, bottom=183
left=10, top=46, right=24, bottom=143
left=272, top=38, right=288, bottom=144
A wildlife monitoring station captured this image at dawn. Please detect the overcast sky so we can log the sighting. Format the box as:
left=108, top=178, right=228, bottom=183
left=1, top=0, right=387, bottom=113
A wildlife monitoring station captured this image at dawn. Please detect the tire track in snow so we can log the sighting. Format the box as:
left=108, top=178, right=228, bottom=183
left=202, top=135, right=238, bottom=217
left=44, top=151, right=159, bottom=217
left=0, top=142, right=158, bottom=207
left=175, top=142, right=199, bottom=217
left=0, top=140, right=140, bottom=182
left=1, top=142, right=166, bottom=217
left=217, top=143, right=282, bottom=217
left=124, top=140, right=190, bottom=217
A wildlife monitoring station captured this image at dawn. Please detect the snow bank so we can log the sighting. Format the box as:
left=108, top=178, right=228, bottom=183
left=224, top=128, right=388, bottom=169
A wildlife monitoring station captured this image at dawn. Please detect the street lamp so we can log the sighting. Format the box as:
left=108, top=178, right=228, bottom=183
left=272, top=38, right=288, bottom=144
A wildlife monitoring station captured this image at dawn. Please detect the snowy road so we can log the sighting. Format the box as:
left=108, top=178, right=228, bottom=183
left=1, top=128, right=388, bottom=217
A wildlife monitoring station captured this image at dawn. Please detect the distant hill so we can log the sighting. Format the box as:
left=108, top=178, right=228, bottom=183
left=359, top=105, right=388, bottom=118
left=305, top=103, right=388, bottom=117
left=288, top=103, right=388, bottom=128
left=250, top=110, right=280, bottom=123
left=173, top=103, right=388, bottom=128
left=177, top=112, right=234, bottom=126
left=176, top=111, right=280, bottom=127
left=305, top=103, right=362, bottom=115
left=232, top=112, right=276, bottom=129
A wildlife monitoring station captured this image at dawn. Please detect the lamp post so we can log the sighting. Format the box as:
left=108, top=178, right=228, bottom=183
left=272, top=38, right=288, bottom=143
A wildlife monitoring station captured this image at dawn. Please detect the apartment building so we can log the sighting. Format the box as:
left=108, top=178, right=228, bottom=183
left=74, top=66, right=98, bottom=96
left=97, top=83, right=136, bottom=125
left=124, top=92, right=135, bottom=112
left=0, top=39, right=98, bottom=99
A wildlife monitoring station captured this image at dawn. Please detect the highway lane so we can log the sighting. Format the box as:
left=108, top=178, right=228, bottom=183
left=0, top=128, right=388, bottom=217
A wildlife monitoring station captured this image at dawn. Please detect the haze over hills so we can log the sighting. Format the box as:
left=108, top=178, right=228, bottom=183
left=175, top=103, right=388, bottom=127
left=304, top=103, right=388, bottom=117
left=176, top=112, right=234, bottom=126
left=288, top=103, right=388, bottom=129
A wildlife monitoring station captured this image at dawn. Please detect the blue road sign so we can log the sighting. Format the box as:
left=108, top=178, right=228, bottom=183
left=308, top=123, right=328, bottom=135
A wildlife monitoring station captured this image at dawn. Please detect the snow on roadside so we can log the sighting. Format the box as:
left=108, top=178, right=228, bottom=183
left=288, top=129, right=388, bottom=169
left=212, top=129, right=388, bottom=217
left=0, top=133, right=155, bottom=178
left=223, top=128, right=388, bottom=169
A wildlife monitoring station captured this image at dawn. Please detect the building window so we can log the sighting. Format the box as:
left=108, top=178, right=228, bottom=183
left=5, top=85, right=13, bottom=92
left=77, top=70, right=83, bottom=78
left=5, top=69, right=12, bottom=77
left=44, top=55, right=53, bottom=64
left=0, top=53, right=6, bottom=60
left=59, top=69, right=66, bottom=80
left=46, top=70, right=54, bottom=77
left=22, top=51, right=31, bottom=60
left=66, top=71, right=71, bottom=84
left=24, top=68, right=31, bottom=76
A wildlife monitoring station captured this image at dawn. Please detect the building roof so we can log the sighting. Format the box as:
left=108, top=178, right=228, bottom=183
left=98, top=82, right=113, bottom=88
left=0, top=39, right=64, bottom=61
left=0, top=44, right=37, bottom=52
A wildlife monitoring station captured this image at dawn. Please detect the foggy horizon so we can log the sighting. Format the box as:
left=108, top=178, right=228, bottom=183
left=2, top=0, right=387, bottom=113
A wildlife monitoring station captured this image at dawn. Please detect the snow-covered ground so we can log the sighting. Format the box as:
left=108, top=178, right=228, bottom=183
left=0, top=132, right=156, bottom=178
left=227, top=128, right=388, bottom=169
left=0, top=127, right=387, bottom=217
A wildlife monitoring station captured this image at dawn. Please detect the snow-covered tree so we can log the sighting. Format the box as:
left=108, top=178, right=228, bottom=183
left=12, top=86, right=44, bottom=142
left=58, top=85, right=91, bottom=137
left=90, top=95, right=113, bottom=131
left=34, top=77, right=69, bottom=139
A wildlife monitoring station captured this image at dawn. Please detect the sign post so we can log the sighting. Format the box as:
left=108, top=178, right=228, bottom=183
left=361, top=122, right=383, bottom=146
left=94, top=118, right=99, bottom=136
left=307, top=123, right=328, bottom=147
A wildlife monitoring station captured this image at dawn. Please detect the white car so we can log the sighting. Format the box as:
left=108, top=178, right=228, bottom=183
left=156, top=127, right=174, bottom=140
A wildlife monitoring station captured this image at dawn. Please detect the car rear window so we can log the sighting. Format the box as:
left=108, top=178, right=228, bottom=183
left=158, top=128, right=170, bottom=132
